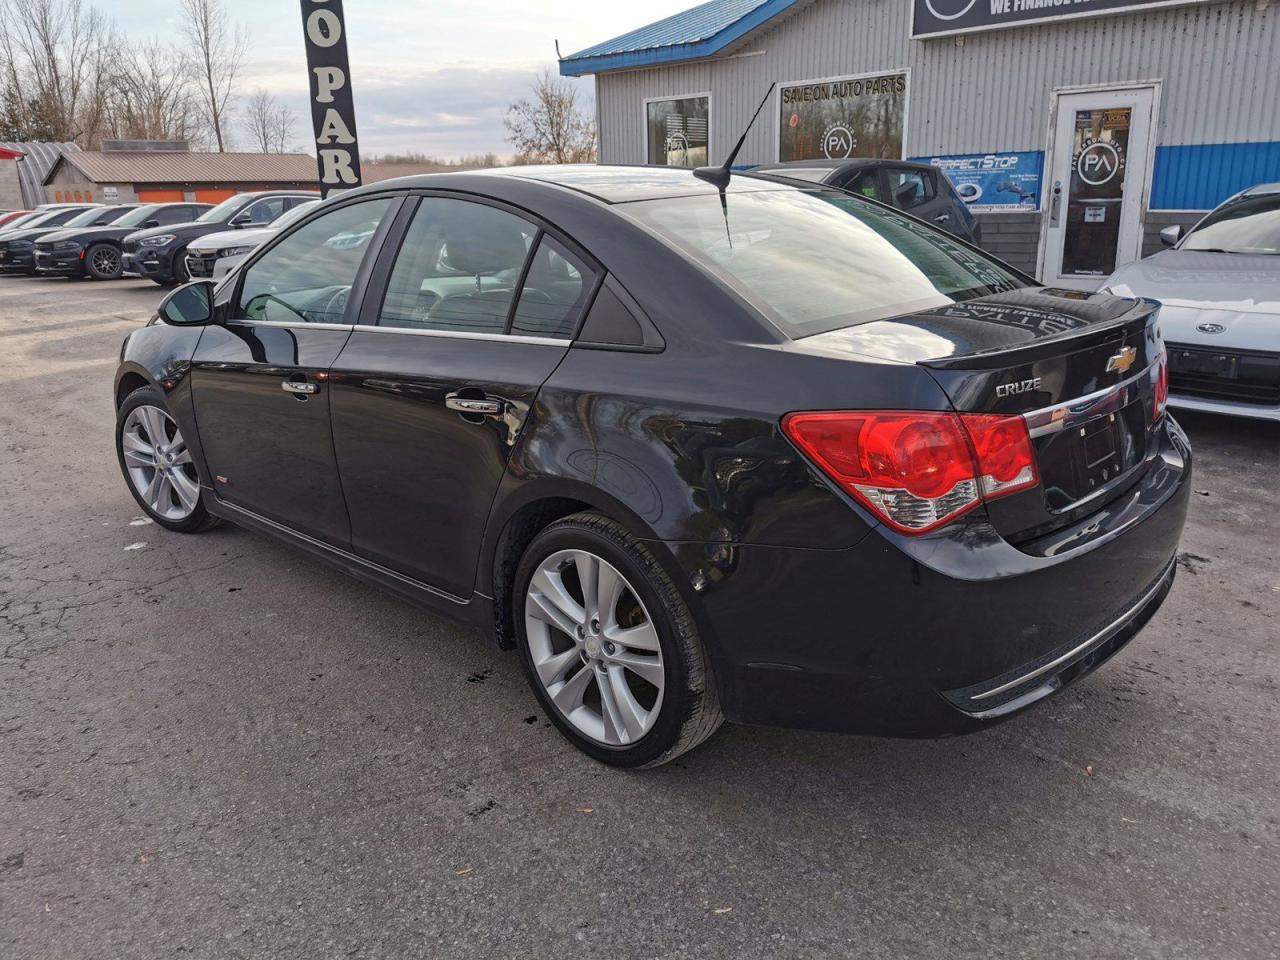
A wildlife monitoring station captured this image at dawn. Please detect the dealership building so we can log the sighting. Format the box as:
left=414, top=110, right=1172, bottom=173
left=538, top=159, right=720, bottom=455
left=561, top=0, right=1280, bottom=284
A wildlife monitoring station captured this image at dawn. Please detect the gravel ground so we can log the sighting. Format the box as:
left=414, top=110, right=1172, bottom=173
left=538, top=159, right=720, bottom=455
left=1, top=276, right=1277, bottom=960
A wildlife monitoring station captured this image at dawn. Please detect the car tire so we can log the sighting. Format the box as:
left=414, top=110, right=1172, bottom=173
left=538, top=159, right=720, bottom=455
left=84, top=243, right=124, bottom=280
left=514, top=511, right=723, bottom=767
left=115, top=384, right=220, bottom=533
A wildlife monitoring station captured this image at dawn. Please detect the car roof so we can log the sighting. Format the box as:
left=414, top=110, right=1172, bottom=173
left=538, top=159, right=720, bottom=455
left=351, top=164, right=801, bottom=204
left=1240, top=182, right=1280, bottom=197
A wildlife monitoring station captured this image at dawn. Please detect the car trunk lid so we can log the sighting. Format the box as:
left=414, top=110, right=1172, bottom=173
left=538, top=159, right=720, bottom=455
left=804, top=287, right=1164, bottom=540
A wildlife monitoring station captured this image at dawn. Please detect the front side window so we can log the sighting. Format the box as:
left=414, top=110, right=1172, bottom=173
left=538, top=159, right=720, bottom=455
left=378, top=198, right=536, bottom=334
left=885, top=169, right=934, bottom=210
left=625, top=188, right=1022, bottom=338
left=243, top=197, right=287, bottom=225
left=646, top=95, right=709, bottom=168
left=236, top=198, right=392, bottom=325
left=1182, top=193, right=1280, bottom=254
left=839, top=168, right=882, bottom=201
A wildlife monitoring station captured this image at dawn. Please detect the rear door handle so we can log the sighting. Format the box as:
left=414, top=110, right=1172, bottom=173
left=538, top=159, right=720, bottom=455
left=282, top=381, right=319, bottom=395
left=446, top=395, right=502, bottom=415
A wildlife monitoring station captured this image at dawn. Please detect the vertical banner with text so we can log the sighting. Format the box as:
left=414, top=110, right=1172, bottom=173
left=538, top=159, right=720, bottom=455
left=300, top=0, right=362, bottom=196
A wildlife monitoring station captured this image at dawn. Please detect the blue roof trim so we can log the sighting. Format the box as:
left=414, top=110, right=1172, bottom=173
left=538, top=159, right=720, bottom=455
left=559, top=0, right=801, bottom=76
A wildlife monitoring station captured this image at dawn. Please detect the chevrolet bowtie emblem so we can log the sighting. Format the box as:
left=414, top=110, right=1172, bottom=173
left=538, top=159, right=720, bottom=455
left=1106, top=346, right=1137, bottom=374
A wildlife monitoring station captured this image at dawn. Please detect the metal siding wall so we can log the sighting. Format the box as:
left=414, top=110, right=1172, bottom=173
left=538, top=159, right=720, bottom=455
left=597, top=0, right=1278, bottom=164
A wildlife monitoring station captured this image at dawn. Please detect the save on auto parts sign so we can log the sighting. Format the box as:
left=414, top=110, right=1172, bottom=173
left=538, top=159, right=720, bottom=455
left=911, top=151, right=1044, bottom=211
left=913, top=0, right=1215, bottom=38
left=300, top=0, right=362, bottom=195
left=778, top=73, right=907, bottom=163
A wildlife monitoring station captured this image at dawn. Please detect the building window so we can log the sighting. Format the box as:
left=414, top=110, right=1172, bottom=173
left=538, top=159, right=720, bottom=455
left=645, top=95, right=709, bottom=168
left=779, top=73, right=908, bottom=162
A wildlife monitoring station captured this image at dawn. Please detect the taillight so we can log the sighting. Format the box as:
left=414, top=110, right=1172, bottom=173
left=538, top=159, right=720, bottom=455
left=1153, top=348, right=1169, bottom=422
left=782, top=410, right=1039, bottom=535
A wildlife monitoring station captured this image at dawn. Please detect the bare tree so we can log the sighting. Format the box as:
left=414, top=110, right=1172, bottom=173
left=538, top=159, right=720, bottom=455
left=179, top=0, right=246, bottom=152
left=108, top=39, right=199, bottom=142
left=241, top=88, right=297, bottom=153
left=504, top=70, right=596, bottom=164
left=0, top=0, right=118, bottom=146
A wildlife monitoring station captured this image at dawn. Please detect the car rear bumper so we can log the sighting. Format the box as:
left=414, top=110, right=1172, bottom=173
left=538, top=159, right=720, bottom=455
left=661, top=415, right=1192, bottom=737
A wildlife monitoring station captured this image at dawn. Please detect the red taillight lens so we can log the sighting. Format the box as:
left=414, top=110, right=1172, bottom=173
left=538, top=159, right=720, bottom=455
left=782, top=410, right=1039, bottom=535
left=1153, top=349, right=1169, bottom=422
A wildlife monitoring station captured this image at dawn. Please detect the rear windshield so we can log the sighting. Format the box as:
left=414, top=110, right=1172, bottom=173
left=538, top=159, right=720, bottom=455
left=1182, top=193, right=1280, bottom=254
left=625, top=189, right=1023, bottom=337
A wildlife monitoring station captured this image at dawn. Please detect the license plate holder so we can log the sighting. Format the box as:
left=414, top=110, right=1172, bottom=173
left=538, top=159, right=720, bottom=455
left=1171, top=350, right=1238, bottom=379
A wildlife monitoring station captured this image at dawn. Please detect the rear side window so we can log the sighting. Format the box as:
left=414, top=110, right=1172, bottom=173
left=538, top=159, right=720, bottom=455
left=236, top=198, right=392, bottom=324
left=510, top=236, right=595, bottom=338
left=839, top=168, right=882, bottom=201
left=378, top=198, right=536, bottom=334
left=885, top=168, right=935, bottom=210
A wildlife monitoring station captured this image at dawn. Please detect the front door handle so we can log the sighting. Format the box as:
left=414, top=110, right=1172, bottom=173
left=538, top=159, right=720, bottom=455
left=933, top=213, right=950, bottom=223
left=282, top=380, right=319, bottom=395
left=445, top=395, right=502, bottom=415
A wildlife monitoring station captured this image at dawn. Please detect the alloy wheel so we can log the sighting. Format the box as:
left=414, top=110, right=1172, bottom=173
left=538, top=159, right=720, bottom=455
left=90, top=246, right=120, bottom=277
left=120, top=405, right=201, bottom=520
left=524, top=549, right=665, bottom=747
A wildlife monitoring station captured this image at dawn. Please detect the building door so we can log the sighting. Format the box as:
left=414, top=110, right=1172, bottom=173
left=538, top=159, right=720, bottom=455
left=1041, top=86, right=1156, bottom=289
left=137, top=189, right=185, bottom=202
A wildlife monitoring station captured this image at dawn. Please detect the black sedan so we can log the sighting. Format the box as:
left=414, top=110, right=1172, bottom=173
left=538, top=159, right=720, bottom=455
left=35, top=202, right=211, bottom=280
left=122, top=190, right=319, bottom=285
left=751, top=158, right=982, bottom=243
left=0, top=205, right=124, bottom=274
left=113, top=166, right=1190, bottom=767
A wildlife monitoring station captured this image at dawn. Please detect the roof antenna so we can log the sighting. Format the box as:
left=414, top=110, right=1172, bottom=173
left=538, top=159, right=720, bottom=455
left=555, top=39, right=562, bottom=59
left=693, top=81, right=775, bottom=189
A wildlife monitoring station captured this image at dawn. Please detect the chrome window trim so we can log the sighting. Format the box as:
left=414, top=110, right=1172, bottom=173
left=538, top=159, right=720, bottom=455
left=224, top=319, right=355, bottom=332
left=354, top=325, right=571, bottom=347
left=1021, top=361, right=1157, bottom=439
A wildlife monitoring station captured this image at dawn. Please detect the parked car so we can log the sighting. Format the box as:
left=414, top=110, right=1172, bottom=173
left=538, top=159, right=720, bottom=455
left=0, top=209, right=32, bottom=228
left=0, top=205, right=123, bottom=274
left=185, top=199, right=321, bottom=279
left=0, top=203, right=99, bottom=243
left=113, top=165, right=1190, bottom=767
left=751, top=158, right=982, bottom=243
left=122, top=190, right=320, bottom=285
left=1103, top=182, right=1280, bottom=422
left=35, top=202, right=211, bottom=280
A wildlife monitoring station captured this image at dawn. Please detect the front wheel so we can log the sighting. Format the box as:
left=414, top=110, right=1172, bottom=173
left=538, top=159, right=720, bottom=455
left=115, top=385, right=219, bottom=532
left=514, top=512, right=723, bottom=767
left=85, top=243, right=123, bottom=280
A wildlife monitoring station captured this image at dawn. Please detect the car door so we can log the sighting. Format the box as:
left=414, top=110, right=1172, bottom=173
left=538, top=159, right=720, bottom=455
left=329, top=194, right=600, bottom=597
left=189, top=194, right=400, bottom=546
left=881, top=165, right=957, bottom=234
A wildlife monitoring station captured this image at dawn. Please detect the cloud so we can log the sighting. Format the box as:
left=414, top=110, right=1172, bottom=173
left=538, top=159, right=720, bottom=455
left=252, top=61, right=592, bottom=160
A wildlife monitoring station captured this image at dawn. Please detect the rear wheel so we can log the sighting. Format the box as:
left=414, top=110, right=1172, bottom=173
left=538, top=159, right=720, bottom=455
left=85, top=243, right=123, bottom=280
left=115, top=385, right=219, bottom=533
left=514, top=512, right=722, bottom=767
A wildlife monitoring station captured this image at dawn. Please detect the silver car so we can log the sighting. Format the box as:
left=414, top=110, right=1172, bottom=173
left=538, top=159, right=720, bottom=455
left=1103, top=183, right=1280, bottom=422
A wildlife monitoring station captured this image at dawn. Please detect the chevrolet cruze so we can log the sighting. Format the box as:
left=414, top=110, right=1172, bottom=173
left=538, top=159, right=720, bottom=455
left=113, top=166, right=1191, bottom=767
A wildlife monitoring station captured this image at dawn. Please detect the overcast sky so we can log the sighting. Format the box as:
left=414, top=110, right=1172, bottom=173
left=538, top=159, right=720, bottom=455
left=112, top=1, right=695, bottom=158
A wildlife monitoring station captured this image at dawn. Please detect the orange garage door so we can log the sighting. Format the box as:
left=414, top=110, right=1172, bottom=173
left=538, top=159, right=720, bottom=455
left=194, top=188, right=236, bottom=204
left=136, top=190, right=185, bottom=202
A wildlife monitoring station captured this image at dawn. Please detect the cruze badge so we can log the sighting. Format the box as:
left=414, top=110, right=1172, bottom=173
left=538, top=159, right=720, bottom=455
left=995, top=377, right=1041, bottom=398
left=1106, top=346, right=1137, bottom=374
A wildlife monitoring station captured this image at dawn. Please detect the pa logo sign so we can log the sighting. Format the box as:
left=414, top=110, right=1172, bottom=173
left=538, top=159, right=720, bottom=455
left=1076, top=141, right=1122, bottom=186
left=821, top=123, right=856, bottom=159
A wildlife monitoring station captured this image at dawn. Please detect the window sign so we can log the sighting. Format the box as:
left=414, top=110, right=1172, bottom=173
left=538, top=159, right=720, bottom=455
left=779, top=73, right=907, bottom=163
left=646, top=96, right=709, bottom=168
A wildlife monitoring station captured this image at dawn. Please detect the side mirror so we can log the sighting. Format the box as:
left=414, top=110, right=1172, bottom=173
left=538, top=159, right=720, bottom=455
left=158, top=280, right=216, bottom=326
left=143, top=219, right=160, bottom=228
left=230, top=213, right=251, bottom=228
left=1159, top=224, right=1182, bottom=247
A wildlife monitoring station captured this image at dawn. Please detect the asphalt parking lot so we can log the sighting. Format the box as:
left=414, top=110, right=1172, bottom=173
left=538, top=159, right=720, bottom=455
left=0, top=276, right=1277, bottom=959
